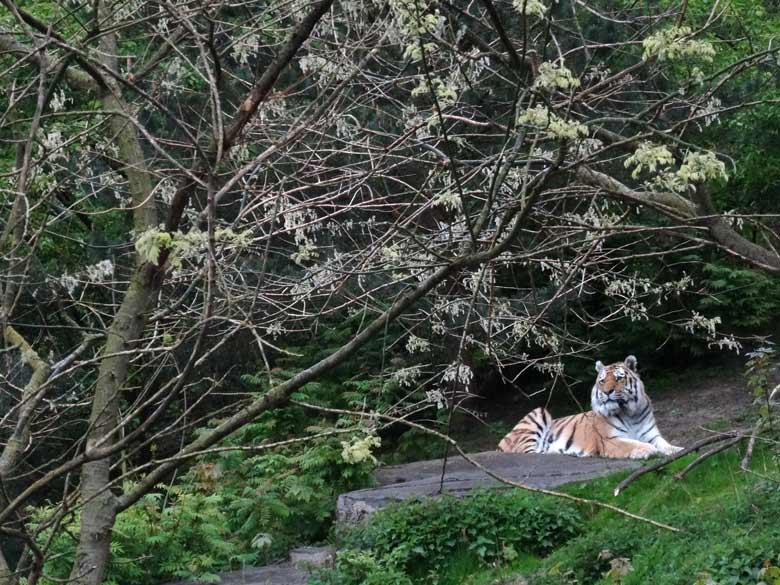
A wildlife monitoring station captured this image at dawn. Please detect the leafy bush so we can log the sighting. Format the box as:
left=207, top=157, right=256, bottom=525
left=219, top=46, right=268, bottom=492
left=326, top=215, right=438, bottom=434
left=37, top=486, right=245, bottom=585
left=696, top=262, right=780, bottom=330
left=214, top=432, right=378, bottom=559
left=310, top=549, right=414, bottom=585
left=315, top=489, right=582, bottom=584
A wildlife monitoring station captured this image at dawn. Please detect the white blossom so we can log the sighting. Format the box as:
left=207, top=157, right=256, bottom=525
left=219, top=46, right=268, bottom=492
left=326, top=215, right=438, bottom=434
left=518, top=105, right=588, bottom=140
left=60, top=273, right=79, bottom=296
left=40, top=129, right=67, bottom=161
left=535, top=61, right=580, bottom=91
left=512, top=0, right=546, bottom=18
left=266, top=322, right=286, bottom=339
left=432, top=190, right=461, bottom=212
left=442, top=361, right=473, bottom=386
left=426, top=388, right=446, bottom=409
left=406, top=334, right=431, bottom=354
left=341, top=435, right=381, bottom=465
left=86, top=259, right=114, bottom=283
left=624, top=142, right=674, bottom=179
left=231, top=33, right=259, bottom=66
left=642, top=26, right=716, bottom=62
left=683, top=311, right=722, bottom=336
left=49, top=90, right=69, bottom=113
left=677, top=150, right=727, bottom=184
left=392, top=366, right=423, bottom=387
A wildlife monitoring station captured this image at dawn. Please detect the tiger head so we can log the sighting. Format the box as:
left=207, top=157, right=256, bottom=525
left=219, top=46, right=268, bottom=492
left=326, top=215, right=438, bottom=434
left=591, top=355, right=646, bottom=417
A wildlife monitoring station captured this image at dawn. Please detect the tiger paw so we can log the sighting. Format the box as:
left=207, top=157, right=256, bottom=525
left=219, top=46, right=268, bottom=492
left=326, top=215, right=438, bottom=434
left=654, top=441, right=684, bottom=456
left=628, top=445, right=659, bottom=459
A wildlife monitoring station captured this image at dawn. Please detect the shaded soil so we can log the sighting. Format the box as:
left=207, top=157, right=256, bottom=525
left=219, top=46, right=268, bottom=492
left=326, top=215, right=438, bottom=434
left=650, top=369, right=753, bottom=446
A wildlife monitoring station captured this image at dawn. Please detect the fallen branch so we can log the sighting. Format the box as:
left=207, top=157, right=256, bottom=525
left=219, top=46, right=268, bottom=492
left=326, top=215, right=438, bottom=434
left=613, top=430, right=744, bottom=496
left=674, top=436, right=744, bottom=481
left=740, top=418, right=765, bottom=471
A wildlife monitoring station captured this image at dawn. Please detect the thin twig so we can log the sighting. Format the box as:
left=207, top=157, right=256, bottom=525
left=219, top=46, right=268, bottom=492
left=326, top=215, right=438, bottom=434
left=741, top=418, right=765, bottom=471
left=613, top=431, right=743, bottom=496
left=674, top=437, right=744, bottom=481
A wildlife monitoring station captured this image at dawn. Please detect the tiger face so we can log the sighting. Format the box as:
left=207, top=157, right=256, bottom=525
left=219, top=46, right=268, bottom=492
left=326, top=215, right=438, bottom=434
left=591, top=355, right=645, bottom=417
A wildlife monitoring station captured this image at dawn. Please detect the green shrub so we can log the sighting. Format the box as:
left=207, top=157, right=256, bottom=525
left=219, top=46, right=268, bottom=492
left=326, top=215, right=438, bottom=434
left=318, top=489, right=581, bottom=584
left=215, top=433, right=377, bottom=559
left=36, top=486, right=246, bottom=585
left=310, top=549, right=414, bottom=585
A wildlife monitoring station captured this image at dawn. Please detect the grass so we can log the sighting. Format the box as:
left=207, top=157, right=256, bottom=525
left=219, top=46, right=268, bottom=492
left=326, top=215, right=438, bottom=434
left=456, top=444, right=780, bottom=585
left=443, top=552, right=541, bottom=585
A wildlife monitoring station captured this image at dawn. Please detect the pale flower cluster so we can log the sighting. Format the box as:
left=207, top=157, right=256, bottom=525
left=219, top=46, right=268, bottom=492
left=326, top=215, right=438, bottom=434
left=426, top=388, right=446, bottom=410
left=231, top=33, right=259, bottom=66
left=518, top=105, right=588, bottom=140
left=677, top=151, right=727, bottom=184
left=299, top=54, right=353, bottom=81
left=442, top=361, right=473, bottom=386
left=642, top=26, right=716, bottom=62
left=59, top=273, right=79, bottom=296
left=411, top=77, right=458, bottom=108
left=392, top=365, right=422, bottom=387
left=388, top=0, right=443, bottom=60
left=86, top=259, right=114, bottom=283
left=40, top=129, right=67, bottom=162
left=683, top=311, right=721, bottom=336
left=266, top=322, right=286, bottom=340
left=535, top=62, right=580, bottom=92
left=511, top=320, right=561, bottom=351
left=134, top=227, right=249, bottom=268
left=341, top=435, right=381, bottom=465
left=512, top=0, right=546, bottom=18
left=696, top=97, right=722, bottom=127
left=535, top=361, right=564, bottom=377
left=432, top=190, right=461, bottom=212
left=49, top=90, right=70, bottom=113
left=624, top=142, right=674, bottom=179
left=406, top=334, right=431, bottom=354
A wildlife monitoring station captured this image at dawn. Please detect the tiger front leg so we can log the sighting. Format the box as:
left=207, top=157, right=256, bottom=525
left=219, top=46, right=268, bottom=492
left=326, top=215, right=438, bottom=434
left=600, top=437, right=660, bottom=459
left=651, top=436, right=684, bottom=456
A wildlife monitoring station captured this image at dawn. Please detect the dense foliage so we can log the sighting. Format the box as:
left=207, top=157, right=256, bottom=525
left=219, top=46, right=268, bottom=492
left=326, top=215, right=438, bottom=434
left=313, top=490, right=582, bottom=585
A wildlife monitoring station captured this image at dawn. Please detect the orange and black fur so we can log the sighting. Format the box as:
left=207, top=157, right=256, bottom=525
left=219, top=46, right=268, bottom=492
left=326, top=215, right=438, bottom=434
left=498, top=356, right=681, bottom=459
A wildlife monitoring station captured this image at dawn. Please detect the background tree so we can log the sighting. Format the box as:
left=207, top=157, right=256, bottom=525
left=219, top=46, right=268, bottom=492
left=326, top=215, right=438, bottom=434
left=1, top=0, right=780, bottom=583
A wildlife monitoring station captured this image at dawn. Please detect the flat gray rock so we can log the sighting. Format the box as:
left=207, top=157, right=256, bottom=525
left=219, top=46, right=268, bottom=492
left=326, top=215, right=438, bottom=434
left=337, top=451, right=638, bottom=522
left=162, top=564, right=308, bottom=585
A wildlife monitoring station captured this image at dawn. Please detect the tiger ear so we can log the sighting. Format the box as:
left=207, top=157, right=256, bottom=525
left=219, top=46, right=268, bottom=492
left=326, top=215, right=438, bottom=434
left=595, top=360, right=605, bottom=373
left=624, top=355, right=638, bottom=371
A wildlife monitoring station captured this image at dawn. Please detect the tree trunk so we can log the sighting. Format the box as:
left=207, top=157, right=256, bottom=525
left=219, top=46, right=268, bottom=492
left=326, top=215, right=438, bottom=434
left=68, top=4, right=158, bottom=582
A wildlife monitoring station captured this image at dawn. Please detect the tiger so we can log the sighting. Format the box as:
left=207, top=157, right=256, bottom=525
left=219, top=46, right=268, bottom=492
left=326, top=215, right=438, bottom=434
left=498, top=355, right=682, bottom=459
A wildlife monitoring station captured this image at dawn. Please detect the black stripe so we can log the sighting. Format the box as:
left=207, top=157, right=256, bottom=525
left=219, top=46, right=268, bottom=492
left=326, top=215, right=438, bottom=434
left=605, top=418, right=627, bottom=433
left=633, top=405, right=652, bottom=425
left=528, top=416, right=545, bottom=433
left=639, top=427, right=659, bottom=441
left=565, top=422, right=578, bottom=451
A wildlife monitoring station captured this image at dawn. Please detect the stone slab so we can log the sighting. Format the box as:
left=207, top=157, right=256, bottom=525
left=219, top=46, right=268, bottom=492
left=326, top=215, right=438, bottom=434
left=289, top=545, right=336, bottom=569
left=337, top=451, right=638, bottom=522
left=162, top=564, right=308, bottom=585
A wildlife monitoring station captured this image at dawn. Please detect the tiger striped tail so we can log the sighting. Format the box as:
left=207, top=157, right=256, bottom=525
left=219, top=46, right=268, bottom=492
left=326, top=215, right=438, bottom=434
left=498, top=407, right=553, bottom=453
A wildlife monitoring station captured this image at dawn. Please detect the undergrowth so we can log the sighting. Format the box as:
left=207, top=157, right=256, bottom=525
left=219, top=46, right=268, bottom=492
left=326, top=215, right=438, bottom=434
left=310, top=489, right=582, bottom=585
left=308, top=443, right=780, bottom=585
